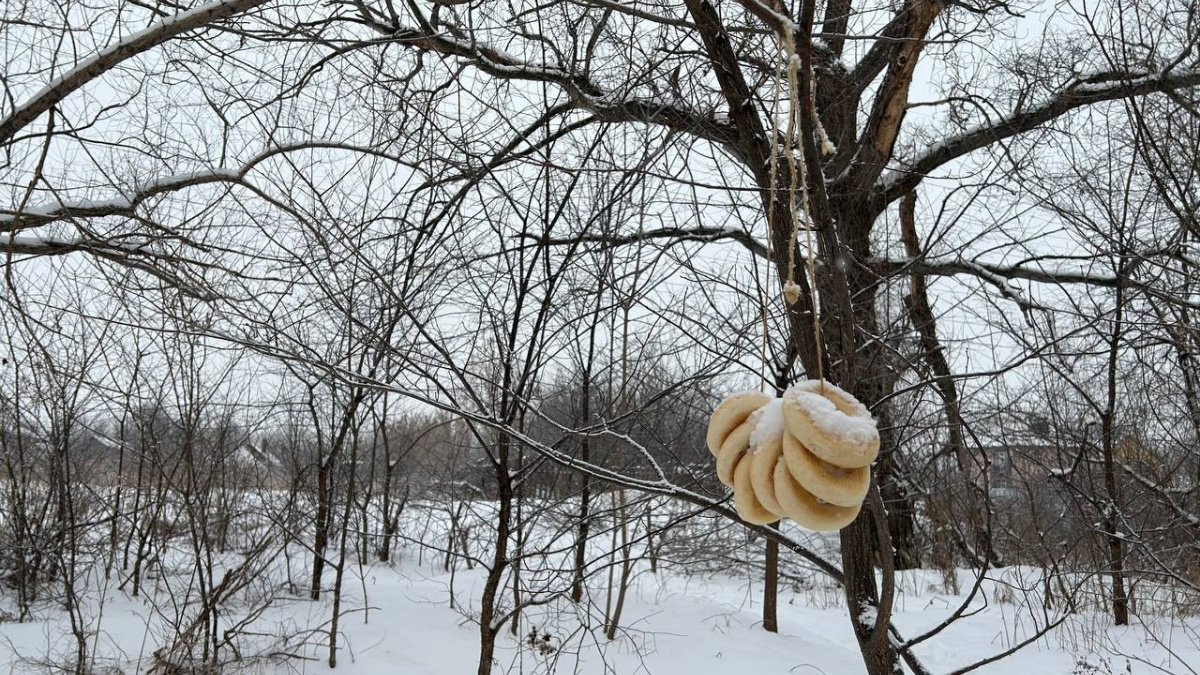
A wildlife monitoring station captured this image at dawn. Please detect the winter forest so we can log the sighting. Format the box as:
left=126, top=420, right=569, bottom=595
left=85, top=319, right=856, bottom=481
left=1, top=0, right=1199, bottom=673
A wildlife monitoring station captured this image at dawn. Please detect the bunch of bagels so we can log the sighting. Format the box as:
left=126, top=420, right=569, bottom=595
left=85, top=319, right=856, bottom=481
left=706, top=380, right=879, bottom=531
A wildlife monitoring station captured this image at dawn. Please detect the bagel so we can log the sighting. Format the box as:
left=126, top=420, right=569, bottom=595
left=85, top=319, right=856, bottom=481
left=782, top=380, right=879, bottom=469
left=750, top=436, right=784, bottom=514
left=706, top=392, right=771, bottom=457
left=715, top=419, right=754, bottom=487
left=773, top=461, right=861, bottom=531
left=733, top=456, right=780, bottom=524
left=782, top=429, right=870, bottom=507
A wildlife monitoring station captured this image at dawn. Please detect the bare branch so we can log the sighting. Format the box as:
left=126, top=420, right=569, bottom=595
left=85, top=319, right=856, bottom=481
left=0, top=0, right=274, bottom=144
left=516, top=224, right=769, bottom=258
left=874, top=253, right=1200, bottom=310
left=880, top=68, right=1200, bottom=203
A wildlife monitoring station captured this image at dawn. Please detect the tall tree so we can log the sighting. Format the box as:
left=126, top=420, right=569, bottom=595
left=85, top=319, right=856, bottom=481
left=4, top=2, right=1200, bottom=673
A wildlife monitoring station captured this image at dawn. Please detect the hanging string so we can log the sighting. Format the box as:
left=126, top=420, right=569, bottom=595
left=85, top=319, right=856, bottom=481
left=757, top=251, right=772, bottom=392
left=777, top=26, right=826, bottom=388
left=760, top=35, right=787, bottom=393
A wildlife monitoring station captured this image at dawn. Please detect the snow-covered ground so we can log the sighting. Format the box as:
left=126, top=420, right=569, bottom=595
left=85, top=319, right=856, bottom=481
left=2, top=525, right=1197, bottom=675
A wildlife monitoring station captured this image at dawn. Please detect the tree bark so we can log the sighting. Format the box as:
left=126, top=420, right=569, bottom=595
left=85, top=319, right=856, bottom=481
left=310, top=461, right=330, bottom=601
left=1101, top=261, right=1130, bottom=626
left=826, top=205, right=905, bottom=675
left=763, top=533, right=779, bottom=633
left=476, top=431, right=512, bottom=675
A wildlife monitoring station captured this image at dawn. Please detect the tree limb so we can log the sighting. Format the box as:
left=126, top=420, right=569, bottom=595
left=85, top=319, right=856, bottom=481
left=515, top=224, right=769, bottom=258
left=844, top=0, right=942, bottom=190
left=880, top=68, right=1200, bottom=203
left=0, top=0, right=274, bottom=144
left=380, top=22, right=739, bottom=149
left=874, top=253, right=1200, bottom=310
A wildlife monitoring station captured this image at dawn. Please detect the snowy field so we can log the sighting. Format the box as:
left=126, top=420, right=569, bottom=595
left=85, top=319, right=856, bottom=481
left=1, top=499, right=1196, bottom=675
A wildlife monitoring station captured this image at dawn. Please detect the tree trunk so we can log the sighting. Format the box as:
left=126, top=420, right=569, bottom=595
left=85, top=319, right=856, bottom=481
left=570, top=447, right=590, bottom=603
left=604, top=303, right=633, bottom=641
left=310, top=461, right=330, bottom=601
left=477, top=432, right=512, bottom=675
left=763, top=534, right=779, bottom=633
left=815, top=201, right=905, bottom=675
left=329, top=443, right=358, bottom=667
left=873, top=408, right=920, bottom=570
left=378, top=453, right=396, bottom=562
left=571, top=280, right=602, bottom=603
left=1101, top=263, right=1130, bottom=626
left=510, top=448, right=523, bottom=637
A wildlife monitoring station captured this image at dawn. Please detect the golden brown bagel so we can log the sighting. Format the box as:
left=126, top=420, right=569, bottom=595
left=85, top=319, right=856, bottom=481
left=772, top=461, right=861, bottom=531
left=782, top=380, right=879, bottom=469
left=734, top=458, right=780, bottom=524
left=750, top=436, right=784, bottom=515
left=716, top=420, right=754, bottom=487
left=706, top=392, right=771, bottom=457
left=782, top=429, right=870, bottom=507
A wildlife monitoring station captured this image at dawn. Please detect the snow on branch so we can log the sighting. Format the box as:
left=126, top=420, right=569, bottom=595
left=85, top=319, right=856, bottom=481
left=880, top=68, right=1200, bottom=201
left=876, top=254, right=1200, bottom=310
left=0, top=170, right=241, bottom=226
left=0, top=230, right=163, bottom=254
left=0, top=0, right=274, bottom=144
left=577, top=0, right=696, bottom=28
left=0, top=232, right=86, bottom=254
left=384, top=23, right=737, bottom=147
left=517, top=225, right=769, bottom=258
left=1, top=141, right=403, bottom=227
left=0, top=232, right=220, bottom=300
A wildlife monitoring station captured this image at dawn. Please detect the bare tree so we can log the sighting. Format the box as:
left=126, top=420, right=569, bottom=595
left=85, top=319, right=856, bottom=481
left=5, top=2, right=1200, bottom=674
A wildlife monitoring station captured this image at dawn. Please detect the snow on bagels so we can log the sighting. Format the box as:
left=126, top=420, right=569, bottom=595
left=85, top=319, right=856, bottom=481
left=705, top=380, right=879, bottom=530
